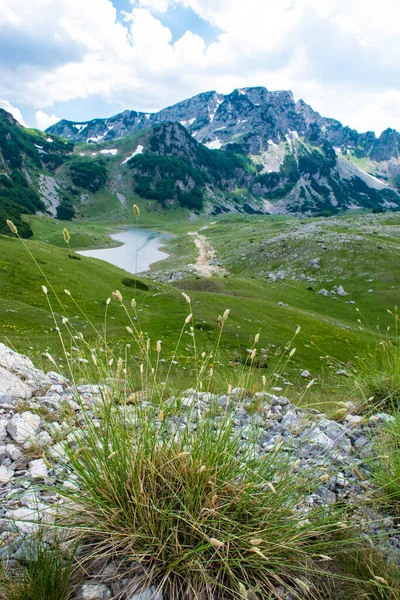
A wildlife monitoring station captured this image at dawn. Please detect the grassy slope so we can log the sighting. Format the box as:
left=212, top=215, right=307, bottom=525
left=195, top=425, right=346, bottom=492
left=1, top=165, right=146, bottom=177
left=3, top=210, right=399, bottom=397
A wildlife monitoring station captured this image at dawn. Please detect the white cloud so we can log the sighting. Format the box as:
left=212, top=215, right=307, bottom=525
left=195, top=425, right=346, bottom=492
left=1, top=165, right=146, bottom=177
left=0, top=99, right=27, bottom=125
left=0, top=0, right=400, bottom=134
left=35, top=110, right=60, bottom=130
left=134, top=0, right=172, bottom=13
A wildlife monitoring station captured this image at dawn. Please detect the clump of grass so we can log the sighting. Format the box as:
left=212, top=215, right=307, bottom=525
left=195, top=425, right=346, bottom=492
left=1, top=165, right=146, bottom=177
left=369, top=410, right=400, bottom=514
left=351, top=308, right=400, bottom=413
left=0, top=533, right=76, bottom=600
left=332, top=544, right=400, bottom=600
left=52, top=389, right=354, bottom=600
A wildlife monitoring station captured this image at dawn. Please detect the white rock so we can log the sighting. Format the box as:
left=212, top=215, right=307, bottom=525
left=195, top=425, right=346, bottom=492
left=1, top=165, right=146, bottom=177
left=300, top=370, right=311, bottom=378
left=0, top=418, right=8, bottom=441
left=0, top=343, right=50, bottom=397
left=7, top=412, right=41, bottom=446
left=345, top=415, right=363, bottom=425
left=0, top=465, right=13, bottom=485
left=36, top=431, right=53, bottom=447
left=6, top=507, right=40, bottom=534
left=127, top=588, right=162, bottom=600
left=337, top=285, right=348, bottom=297
left=0, top=366, right=31, bottom=402
left=80, top=584, right=112, bottom=600
left=5, top=444, right=23, bottom=461
left=29, top=458, right=48, bottom=480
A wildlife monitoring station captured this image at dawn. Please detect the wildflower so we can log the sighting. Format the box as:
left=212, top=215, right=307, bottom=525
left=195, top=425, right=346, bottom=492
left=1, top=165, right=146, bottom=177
left=6, top=220, right=18, bottom=234
left=133, top=204, right=140, bottom=218
left=112, top=290, right=123, bottom=303
left=63, top=228, right=70, bottom=244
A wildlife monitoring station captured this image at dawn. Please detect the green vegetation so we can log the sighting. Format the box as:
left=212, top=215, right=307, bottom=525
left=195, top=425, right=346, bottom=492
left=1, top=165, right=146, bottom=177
left=351, top=308, right=400, bottom=411
left=0, top=109, right=73, bottom=237
left=69, top=157, right=107, bottom=192
left=59, top=383, right=351, bottom=600
left=2, top=210, right=400, bottom=598
left=0, top=171, right=44, bottom=237
left=0, top=534, right=75, bottom=600
left=370, top=411, right=400, bottom=513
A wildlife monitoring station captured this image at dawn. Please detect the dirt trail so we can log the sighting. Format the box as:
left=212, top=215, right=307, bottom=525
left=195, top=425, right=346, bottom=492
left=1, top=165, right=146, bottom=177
left=188, top=225, right=228, bottom=278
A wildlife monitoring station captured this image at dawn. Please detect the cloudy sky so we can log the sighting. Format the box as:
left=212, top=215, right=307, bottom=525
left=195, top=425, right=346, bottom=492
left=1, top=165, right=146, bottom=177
left=0, top=0, right=399, bottom=135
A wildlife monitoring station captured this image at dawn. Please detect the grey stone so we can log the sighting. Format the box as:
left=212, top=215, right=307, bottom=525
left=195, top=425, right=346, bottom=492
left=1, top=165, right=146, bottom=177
left=7, top=412, right=41, bottom=446
left=79, top=583, right=112, bottom=600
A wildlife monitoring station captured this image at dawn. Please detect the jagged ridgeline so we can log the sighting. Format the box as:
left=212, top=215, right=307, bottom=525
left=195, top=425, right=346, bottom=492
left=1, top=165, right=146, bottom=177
left=2, top=86, right=400, bottom=232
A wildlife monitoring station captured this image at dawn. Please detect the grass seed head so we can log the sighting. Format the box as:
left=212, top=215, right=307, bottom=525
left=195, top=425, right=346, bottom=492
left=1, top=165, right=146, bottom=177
left=42, top=285, right=48, bottom=295
left=185, top=313, right=192, bottom=325
left=209, top=537, right=224, bottom=549
left=182, top=292, right=191, bottom=304
left=223, top=308, right=230, bottom=321
left=254, top=333, right=260, bottom=343
left=64, top=289, right=71, bottom=296
left=131, top=298, right=137, bottom=309
left=112, top=290, right=123, bottom=303
left=133, top=204, right=140, bottom=218
left=6, top=219, right=18, bottom=234
left=63, top=228, right=70, bottom=244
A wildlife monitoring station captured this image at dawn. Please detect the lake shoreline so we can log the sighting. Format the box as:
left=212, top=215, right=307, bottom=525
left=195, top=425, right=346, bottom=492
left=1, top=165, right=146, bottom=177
left=76, top=227, right=171, bottom=274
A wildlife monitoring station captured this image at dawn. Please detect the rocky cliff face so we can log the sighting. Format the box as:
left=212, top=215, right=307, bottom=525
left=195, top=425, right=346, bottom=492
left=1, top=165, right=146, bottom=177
left=47, top=86, right=400, bottom=164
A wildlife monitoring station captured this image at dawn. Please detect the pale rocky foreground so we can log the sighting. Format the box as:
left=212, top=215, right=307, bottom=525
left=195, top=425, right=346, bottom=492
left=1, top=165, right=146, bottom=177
left=0, top=343, right=399, bottom=599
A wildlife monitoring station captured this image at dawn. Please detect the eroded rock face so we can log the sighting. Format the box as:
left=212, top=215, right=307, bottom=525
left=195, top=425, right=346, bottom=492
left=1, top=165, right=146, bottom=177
left=0, top=344, right=51, bottom=403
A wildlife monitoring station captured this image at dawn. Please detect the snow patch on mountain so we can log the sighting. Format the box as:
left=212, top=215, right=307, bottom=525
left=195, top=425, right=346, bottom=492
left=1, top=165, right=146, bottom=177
left=121, top=145, right=143, bottom=164
left=205, top=139, right=223, bottom=150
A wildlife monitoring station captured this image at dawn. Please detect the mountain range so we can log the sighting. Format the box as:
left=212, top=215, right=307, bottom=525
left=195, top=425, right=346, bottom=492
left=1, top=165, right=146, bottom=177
left=1, top=86, right=400, bottom=236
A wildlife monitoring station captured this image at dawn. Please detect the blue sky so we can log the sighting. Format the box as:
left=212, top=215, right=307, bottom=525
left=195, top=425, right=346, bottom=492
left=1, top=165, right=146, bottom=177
left=0, top=0, right=399, bottom=135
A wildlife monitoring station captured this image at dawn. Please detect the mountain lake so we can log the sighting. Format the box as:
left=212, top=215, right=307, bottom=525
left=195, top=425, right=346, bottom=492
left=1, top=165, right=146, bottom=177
left=77, top=228, right=170, bottom=274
